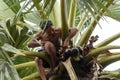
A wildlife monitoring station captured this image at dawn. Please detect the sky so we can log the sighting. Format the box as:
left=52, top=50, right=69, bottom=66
left=92, top=17, right=120, bottom=71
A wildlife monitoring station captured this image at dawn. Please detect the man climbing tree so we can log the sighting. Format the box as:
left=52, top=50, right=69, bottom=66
left=28, top=20, right=78, bottom=80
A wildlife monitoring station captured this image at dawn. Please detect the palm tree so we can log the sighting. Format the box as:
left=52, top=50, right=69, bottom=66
left=0, top=0, right=120, bottom=80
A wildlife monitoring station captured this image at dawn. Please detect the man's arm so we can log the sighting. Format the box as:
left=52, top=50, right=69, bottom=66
left=28, top=32, right=42, bottom=48
left=63, top=28, right=78, bottom=47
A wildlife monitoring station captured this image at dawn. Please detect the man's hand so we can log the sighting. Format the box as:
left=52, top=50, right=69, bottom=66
left=63, top=39, right=69, bottom=47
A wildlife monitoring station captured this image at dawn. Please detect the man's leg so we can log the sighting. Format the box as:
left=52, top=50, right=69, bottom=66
left=35, top=57, right=46, bottom=80
left=44, top=41, right=57, bottom=70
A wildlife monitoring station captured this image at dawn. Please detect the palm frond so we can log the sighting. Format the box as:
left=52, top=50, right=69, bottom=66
left=0, top=48, right=20, bottom=80
left=0, top=0, right=15, bottom=19
left=12, top=0, right=32, bottom=25
left=105, top=0, right=120, bottom=22
left=0, top=20, right=14, bottom=43
left=3, top=0, right=20, bottom=13
left=78, top=0, right=114, bottom=46
left=1, top=43, right=24, bottom=55
left=76, top=0, right=105, bottom=20
left=45, top=0, right=56, bottom=16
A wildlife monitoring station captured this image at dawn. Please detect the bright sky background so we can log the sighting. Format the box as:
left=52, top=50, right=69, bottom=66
left=92, top=16, right=120, bottom=71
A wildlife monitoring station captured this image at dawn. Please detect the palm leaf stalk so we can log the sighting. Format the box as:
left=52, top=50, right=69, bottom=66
left=79, top=0, right=114, bottom=46
left=77, top=10, right=89, bottom=30
left=95, top=32, right=120, bottom=47
left=84, top=45, right=120, bottom=64
left=21, top=72, right=39, bottom=80
left=15, top=61, right=35, bottom=70
left=60, top=0, right=69, bottom=41
left=99, top=52, right=120, bottom=68
left=13, top=49, right=50, bottom=70
left=20, top=50, right=50, bottom=64
left=74, top=10, right=89, bottom=44
left=51, top=5, right=59, bottom=27
left=68, top=0, right=76, bottom=28
left=99, top=69, right=120, bottom=79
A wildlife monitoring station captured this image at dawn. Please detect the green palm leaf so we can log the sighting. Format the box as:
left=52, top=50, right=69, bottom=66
left=1, top=43, right=24, bottom=55
left=3, top=0, right=20, bottom=13
left=0, top=1, right=14, bottom=19
left=105, top=0, right=120, bottom=21
left=0, top=49, right=20, bottom=80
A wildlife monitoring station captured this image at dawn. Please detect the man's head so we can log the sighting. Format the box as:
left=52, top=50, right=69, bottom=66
left=40, top=20, right=53, bottom=31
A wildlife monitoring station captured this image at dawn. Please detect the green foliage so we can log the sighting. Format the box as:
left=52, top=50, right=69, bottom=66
left=3, top=0, right=20, bottom=13
left=12, top=53, right=37, bottom=78
left=0, top=48, right=20, bottom=80
left=0, top=60, right=20, bottom=80
left=105, top=0, right=120, bottom=22
left=0, top=31, right=7, bottom=46
left=43, top=0, right=56, bottom=16
left=0, top=17, right=33, bottom=80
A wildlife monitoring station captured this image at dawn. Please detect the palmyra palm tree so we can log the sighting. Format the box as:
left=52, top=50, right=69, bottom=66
left=0, top=0, right=120, bottom=80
